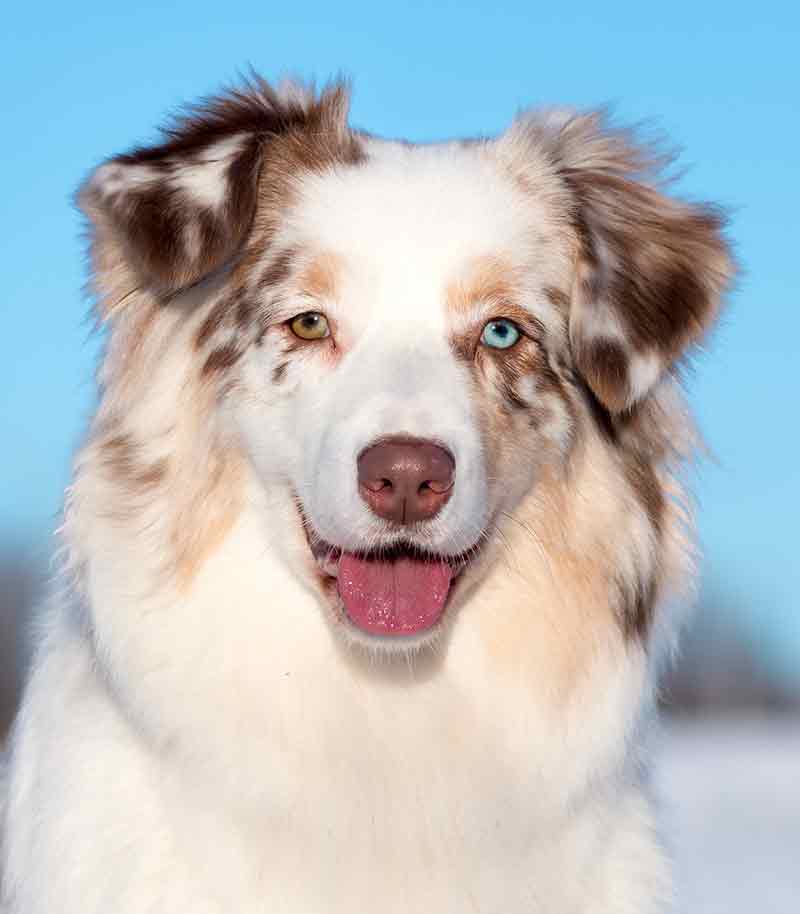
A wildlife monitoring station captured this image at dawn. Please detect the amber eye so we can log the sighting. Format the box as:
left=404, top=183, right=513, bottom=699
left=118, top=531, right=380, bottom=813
left=290, top=311, right=330, bottom=340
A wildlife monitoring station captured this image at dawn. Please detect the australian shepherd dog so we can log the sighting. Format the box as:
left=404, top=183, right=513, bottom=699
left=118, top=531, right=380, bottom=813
left=1, top=77, right=733, bottom=913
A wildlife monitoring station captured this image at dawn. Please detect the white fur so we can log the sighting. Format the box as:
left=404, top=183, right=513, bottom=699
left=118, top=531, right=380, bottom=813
left=89, top=161, right=158, bottom=197
left=2, top=498, right=670, bottom=913
left=628, top=350, right=666, bottom=405
left=2, top=127, right=685, bottom=913
left=169, top=134, right=247, bottom=210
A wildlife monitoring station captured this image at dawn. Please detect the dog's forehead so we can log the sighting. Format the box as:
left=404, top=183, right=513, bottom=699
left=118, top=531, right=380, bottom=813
left=284, top=139, right=550, bottom=323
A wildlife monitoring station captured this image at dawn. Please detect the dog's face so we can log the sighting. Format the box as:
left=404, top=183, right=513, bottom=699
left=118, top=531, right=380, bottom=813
left=230, top=146, right=578, bottom=645
left=80, top=82, right=731, bottom=649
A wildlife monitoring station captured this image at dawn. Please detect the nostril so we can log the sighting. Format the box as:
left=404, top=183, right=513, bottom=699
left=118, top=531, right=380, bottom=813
left=362, top=477, right=392, bottom=493
left=423, top=478, right=453, bottom=495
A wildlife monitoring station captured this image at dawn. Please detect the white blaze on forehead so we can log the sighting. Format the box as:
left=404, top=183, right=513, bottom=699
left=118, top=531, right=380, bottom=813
left=169, top=134, right=248, bottom=210
left=284, top=140, right=562, bottom=331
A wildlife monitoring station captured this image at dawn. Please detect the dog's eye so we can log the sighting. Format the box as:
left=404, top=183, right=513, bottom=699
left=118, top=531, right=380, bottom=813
left=290, top=311, right=330, bottom=340
left=481, top=319, right=520, bottom=350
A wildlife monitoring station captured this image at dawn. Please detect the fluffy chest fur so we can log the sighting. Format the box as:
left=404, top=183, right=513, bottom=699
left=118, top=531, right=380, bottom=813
left=1, top=76, right=733, bottom=914
left=6, top=483, right=662, bottom=913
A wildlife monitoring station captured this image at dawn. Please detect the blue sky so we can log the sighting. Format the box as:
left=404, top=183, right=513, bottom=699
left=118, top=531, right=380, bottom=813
left=1, top=1, right=798, bottom=677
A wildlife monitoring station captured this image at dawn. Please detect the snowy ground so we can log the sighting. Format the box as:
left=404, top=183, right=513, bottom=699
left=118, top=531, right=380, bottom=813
left=656, top=715, right=800, bottom=913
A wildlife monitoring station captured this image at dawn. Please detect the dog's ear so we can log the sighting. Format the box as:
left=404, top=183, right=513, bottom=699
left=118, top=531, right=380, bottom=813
left=522, top=112, right=735, bottom=412
left=567, top=169, right=733, bottom=412
left=78, top=79, right=354, bottom=300
left=79, top=121, right=264, bottom=297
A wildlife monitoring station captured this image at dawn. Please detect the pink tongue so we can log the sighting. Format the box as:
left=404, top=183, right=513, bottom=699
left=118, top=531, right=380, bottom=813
left=338, top=554, right=453, bottom=636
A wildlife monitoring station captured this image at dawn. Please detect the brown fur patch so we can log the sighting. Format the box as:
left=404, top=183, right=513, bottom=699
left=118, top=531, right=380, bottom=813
left=99, top=433, right=168, bottom=497
left=88, top=327, right=247, bottom=591
left=237, top=89, right=366, bottom=278
left=486, top=341, right=542, bottom=409
left=484, top=325, right=572, bottom=431
left=235, top=295, right=255, bottom=330
left=87, top=136, right=262, bottom=296
left=79, top=77, right=364, bottom=304
left=172, top=448, right=245, bottom=588
left=476, top=466, right=622, bottom=698
left=504, top=110, right=735, bottom=412
left=255, top=246, right=300, bottom=294
left=194, top=293, right=236, bottom=350
left=202, top=342, right=242, bottom=376
left=449, top=330, right=474, bottom=362
left=623, top=454, right=664, bottom=535
left=258, top=85, right=365, bottom=177
left=298, top=251, right=342, bottom=301
left=573, top=337, right=631, bottom=413
left=618, top=573, right=658, bottom=641
left=271, top=361, right=288, bottom=384
left=567, top=175, right=733, bottom=410
left=449, top=302, right=549, bottom=366
left=446, top=254, right=517, bottom=315
left=569, top=173, right=731, bottom=358
left=543, top=285, right=570, bottom=310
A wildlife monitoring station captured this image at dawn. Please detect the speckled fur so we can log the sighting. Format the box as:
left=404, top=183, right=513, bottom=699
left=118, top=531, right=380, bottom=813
left=1, top=76, right=733, bottom=913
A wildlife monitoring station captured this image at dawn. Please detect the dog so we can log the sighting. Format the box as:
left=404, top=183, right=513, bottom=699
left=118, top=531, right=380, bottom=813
left=1, top=76, right=733, bottom=913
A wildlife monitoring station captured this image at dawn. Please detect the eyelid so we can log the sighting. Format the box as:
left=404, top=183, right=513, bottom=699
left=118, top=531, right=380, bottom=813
left=259, top=291, right=332, bottom=330
left=272, top=295, right=321, bottom=323
left=465, top=296, right=543, bottom=335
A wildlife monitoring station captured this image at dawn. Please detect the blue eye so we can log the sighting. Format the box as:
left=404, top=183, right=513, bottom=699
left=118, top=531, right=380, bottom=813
left=481, top=319, right=520, bottom=350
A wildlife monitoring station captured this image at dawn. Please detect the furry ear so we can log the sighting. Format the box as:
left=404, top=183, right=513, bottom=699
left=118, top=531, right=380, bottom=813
left=534, top=113, right=735, bottom=412
left=79, top=128, right=263, bottom=297
left=78, top=78, right=355, bottom=300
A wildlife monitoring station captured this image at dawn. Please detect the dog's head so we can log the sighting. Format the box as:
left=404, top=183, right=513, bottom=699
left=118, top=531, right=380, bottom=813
left=79, top=79, right=732, bottom=650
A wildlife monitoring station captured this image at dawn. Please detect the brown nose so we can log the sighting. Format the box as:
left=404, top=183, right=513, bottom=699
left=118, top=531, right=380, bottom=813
left=358, top=437, right=455, bottom=524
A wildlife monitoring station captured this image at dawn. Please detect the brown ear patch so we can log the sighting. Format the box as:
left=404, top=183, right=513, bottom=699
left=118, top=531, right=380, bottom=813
left=571, top=336, right=631, bottom=413
left=79, top=78, right=361, bottom=302
left=81, top=132, right=263, bottom=296
left=504, top=109, right=735, bottom=412
left=565, top=166, right=734, bottom=412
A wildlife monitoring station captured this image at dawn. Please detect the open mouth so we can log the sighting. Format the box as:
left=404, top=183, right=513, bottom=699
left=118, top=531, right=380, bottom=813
left=306, top=535, right=474, bottom=638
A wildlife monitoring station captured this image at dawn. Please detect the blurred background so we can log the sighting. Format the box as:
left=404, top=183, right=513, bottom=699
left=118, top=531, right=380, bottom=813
left=2, top=2, right=798, bottom=910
